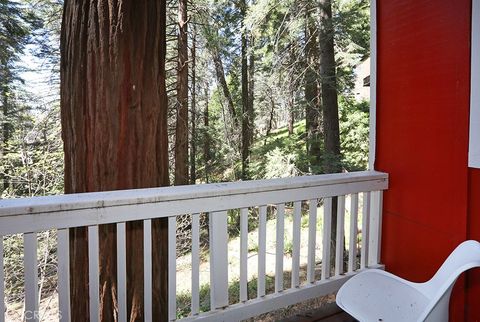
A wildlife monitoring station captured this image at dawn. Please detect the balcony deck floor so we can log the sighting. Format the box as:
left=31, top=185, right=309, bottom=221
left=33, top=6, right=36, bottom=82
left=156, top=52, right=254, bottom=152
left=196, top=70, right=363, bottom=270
left=279, top=303, right=356, bottom=322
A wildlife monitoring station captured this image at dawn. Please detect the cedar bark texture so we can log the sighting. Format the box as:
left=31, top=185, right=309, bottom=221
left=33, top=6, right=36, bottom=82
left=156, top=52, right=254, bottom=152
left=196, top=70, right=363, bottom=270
left=60, top=1, right=169, bottom=321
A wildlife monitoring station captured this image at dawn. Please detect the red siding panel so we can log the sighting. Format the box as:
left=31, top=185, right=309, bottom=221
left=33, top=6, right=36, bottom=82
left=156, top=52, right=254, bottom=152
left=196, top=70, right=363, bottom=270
left=376, top=0, right=471, bottom=320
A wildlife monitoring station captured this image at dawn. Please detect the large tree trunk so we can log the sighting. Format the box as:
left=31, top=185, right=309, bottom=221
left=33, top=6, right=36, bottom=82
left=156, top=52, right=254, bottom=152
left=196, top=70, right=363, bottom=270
left=190, top=24, right=197, bottom=185
left=305, top=6, right=322, bottom=170
left=175, top=0, right=189, bottom=185
left=240, top=0, right=249, bottom=180
left=60, top=1, right=169, bottom=321
left=319, top=0, right=341, bottom=272
left=212, top=51, right=238, bottom=126
left=319, top=0, right=341, bottom=173
left=203, top=84, right=211, bottom=183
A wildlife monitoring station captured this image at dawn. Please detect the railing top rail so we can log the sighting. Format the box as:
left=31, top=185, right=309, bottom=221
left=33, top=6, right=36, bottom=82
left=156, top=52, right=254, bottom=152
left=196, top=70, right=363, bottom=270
left=0, top=171, right=387, bottom=218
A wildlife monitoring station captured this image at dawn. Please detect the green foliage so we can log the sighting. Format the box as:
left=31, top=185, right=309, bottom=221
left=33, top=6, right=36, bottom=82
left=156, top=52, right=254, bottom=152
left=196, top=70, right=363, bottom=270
left=1, top=103, right=63, bottom=198
left=340, top=98, right=370, bottom=171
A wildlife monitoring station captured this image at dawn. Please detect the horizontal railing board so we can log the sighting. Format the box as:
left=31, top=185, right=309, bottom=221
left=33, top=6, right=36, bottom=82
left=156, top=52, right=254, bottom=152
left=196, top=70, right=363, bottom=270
left=0, top=171, right=387, bottom=217
left=0, top=172, right=388, bottom=235
left=179, top=265, right=384, bottom=322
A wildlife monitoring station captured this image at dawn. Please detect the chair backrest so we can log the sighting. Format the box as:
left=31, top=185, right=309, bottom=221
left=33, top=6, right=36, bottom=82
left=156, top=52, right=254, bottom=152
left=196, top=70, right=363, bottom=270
left=418, top=240, right=480, bottom=320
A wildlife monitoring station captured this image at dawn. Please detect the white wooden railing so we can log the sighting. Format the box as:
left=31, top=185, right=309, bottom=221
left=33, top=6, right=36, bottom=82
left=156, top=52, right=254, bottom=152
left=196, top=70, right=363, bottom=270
left=0, top=171, right=388, bottom=322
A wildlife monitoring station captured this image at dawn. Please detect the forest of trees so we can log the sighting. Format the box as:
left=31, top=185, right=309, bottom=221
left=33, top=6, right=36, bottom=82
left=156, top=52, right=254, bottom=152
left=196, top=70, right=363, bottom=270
left=0, top=0, right=370, bottom=320
left=1, top=0, right=370, bottom=199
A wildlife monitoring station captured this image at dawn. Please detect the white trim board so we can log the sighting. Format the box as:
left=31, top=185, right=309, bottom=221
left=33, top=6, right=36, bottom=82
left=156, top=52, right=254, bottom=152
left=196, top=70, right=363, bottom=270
left=368, top=0, right=378, bottom=170
left=470, top=0, right=480, bottom=168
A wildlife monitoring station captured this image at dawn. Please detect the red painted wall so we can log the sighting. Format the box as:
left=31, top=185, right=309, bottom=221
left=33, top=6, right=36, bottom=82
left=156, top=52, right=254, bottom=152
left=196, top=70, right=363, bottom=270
left=375, top=0, right=474, bottom=320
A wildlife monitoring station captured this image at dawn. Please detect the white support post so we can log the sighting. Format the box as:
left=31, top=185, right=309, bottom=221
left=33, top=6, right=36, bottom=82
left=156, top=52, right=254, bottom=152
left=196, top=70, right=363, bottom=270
left=322, top=198, right=332, bottom=280
left=470, top=0, right=480, bottom=168
left=87, top=226, right=99, bottom=322
left=368, top=191, right=383, bottom=266
left=24, top=233, right=38, bottom=322
left=335, top=196, right=346, bottom=276
left=209, top=211, right=229, bottom=309
left=239, top=208, right=248, bottom=302
left=57, top=229, right=71, bottom=322
left=348, top=193, right=359, bottom=273
left=368, top=0, right=378, bottom=170
left=361, top=192, right=371, bottom=269
left=116, top=223, right=127, bottom=322
left=167, top=217, right=176, bottom=321
left=0, top=236, right=3, bottom=322
left=291, top=202, right=301, bottom=288
left=258, top=206, right=267, bottom=297
left=191, top=214, right=200, bottom=314
left=307, top=199, right=317, bottom=283
left=275, top=204, right=285, bottom=293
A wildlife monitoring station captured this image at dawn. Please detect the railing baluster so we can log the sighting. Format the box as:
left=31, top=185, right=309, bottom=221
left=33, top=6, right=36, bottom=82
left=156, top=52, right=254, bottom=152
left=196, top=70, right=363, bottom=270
left=0, top=236, right=4, bottom=322
left=191, top=214, right=200, bottom=315
left=291, top=202, right=301, bottom=288
left=24, top=232, right=38, bottom=321
left=116, top=223, right=127, bottom=322
left=368, top=191, right=384, bottom=266
left=57, top=229, right=71, bottom=322
left=307, top=199, right=318, bottom=283
left=167, top=217, right=176, bottom=320
left=143, top=220, right=153, bottom=321
left=275, top=204, right=285, bottom=293
left=240, top=208, right=248, bottom=302
left=335, top=196, right=346, bottom=276
left=361, top=192, right=371, bottom=269
left=209, top=211, right=229, bottom=309
left=258, top=206, right=267, bottom=297
left=348, top=194, right=359, bottom=273
left=88, top=226, right=99, bottom=322
left=322, top=198, right=332, bottom=280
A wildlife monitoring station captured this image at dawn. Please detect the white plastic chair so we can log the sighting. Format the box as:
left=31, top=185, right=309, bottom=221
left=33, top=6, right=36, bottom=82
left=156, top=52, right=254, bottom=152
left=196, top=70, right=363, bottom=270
left=336, top=240, right=480, bottom=322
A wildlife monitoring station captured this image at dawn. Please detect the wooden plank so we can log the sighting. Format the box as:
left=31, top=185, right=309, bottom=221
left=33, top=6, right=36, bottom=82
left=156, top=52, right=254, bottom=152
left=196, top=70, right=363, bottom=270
left=335, top=196, right=346, bottom=276
left=258, top=206, right=267, bottom=297
left=168, top=217, right=176, bottom=320
left=239, top=208, right=248, bottom=302
left=209, top=211, right=229, bottom=309
left=116, top=223, right=127, bottom=322
left=361, top=192, right=371, bottom=269
left=291, top=202, right=301, bottom=288
left=322, top=198, right=332, bottom=280
left=0, top=171, right=388, bottom=218
left=57, top=229, right=71, bottom=322
left=275, top=204, right=285, bottom=293
left=307, top=199, right=317, bottom=283
left=88, top=226, right=99, bottom=322
left=24, top=233, right=38, bottom=322
left=348, top=194, right=359, bottom=273
left=191, top=214, right=200, bottom=314
left=0, top=180, right=389, bottom=236
left=0, top=236, right=3, bottom=322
